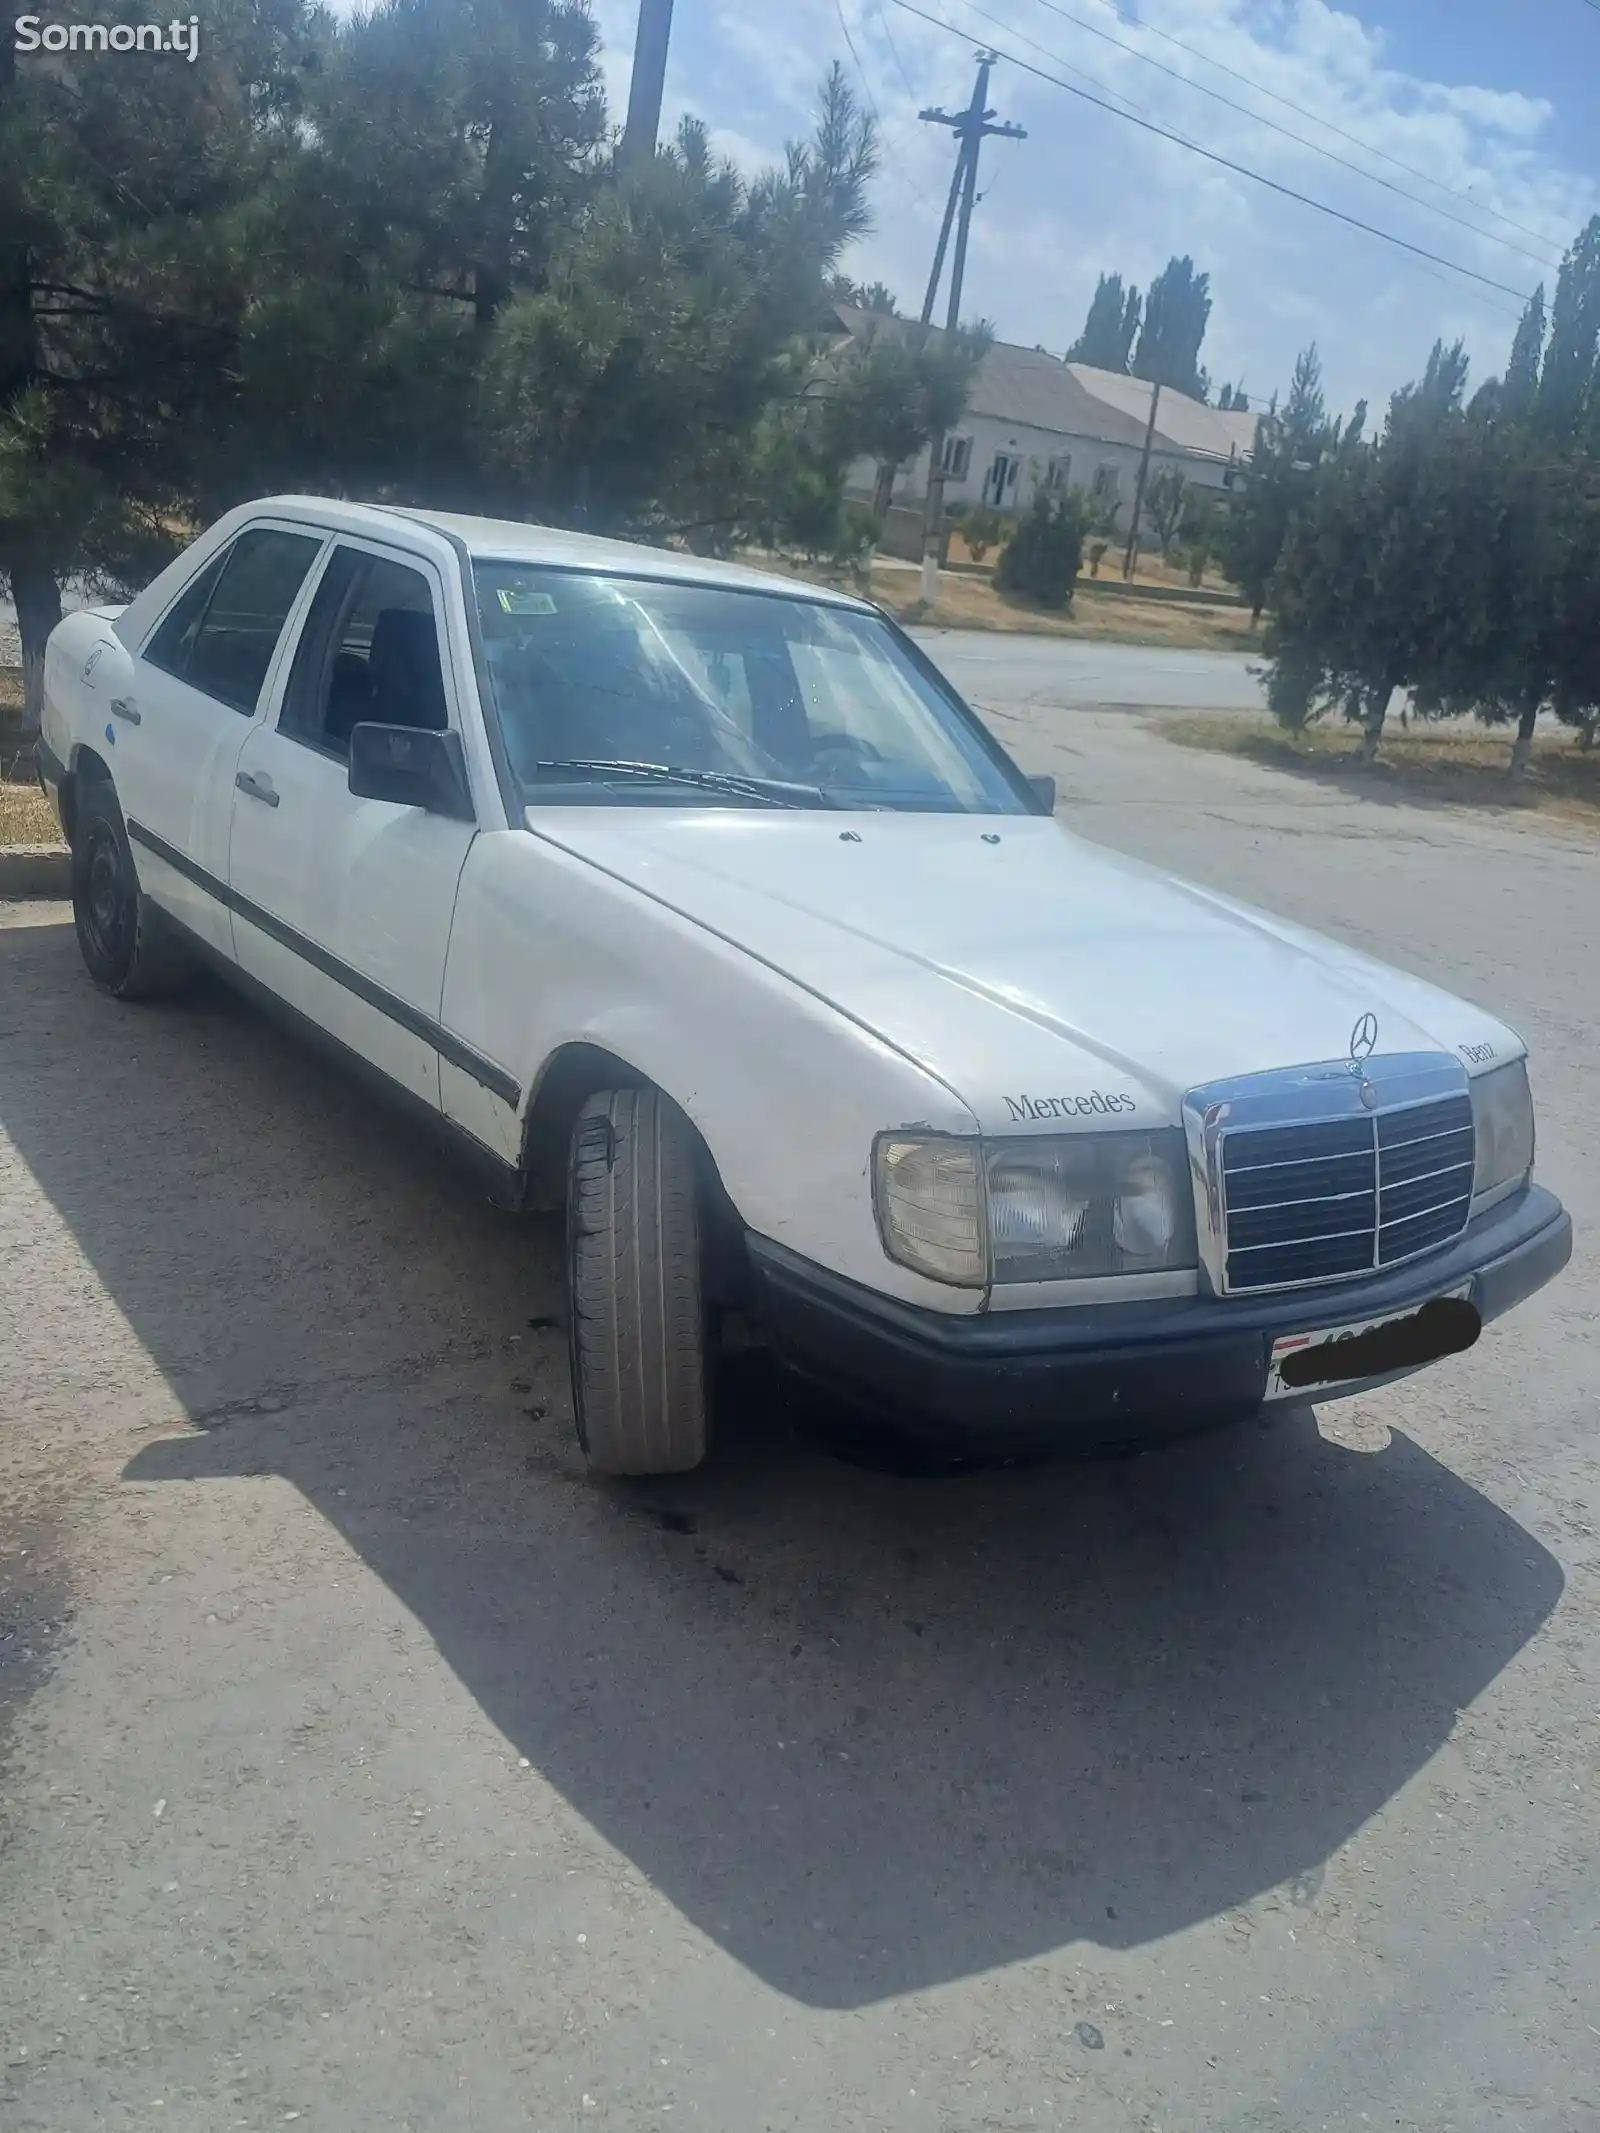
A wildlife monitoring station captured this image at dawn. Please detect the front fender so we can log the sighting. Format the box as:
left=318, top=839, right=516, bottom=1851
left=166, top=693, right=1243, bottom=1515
left=440, top=826, right=983, bottom=1312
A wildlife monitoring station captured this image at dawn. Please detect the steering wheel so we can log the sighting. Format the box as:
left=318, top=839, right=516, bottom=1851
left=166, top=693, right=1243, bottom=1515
left=811, top=733, right=886, bottom=777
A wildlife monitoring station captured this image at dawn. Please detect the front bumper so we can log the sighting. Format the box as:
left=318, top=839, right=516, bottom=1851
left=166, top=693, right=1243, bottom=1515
left=747, top=1184, right=1572, bottom=1451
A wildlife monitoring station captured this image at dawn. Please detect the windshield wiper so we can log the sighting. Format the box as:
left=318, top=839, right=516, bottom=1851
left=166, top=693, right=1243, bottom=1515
left=530, top=759, right=836, bottom=809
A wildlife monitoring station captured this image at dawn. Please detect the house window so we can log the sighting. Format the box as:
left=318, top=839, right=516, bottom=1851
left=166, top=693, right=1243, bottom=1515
left=1091, top=463, right=1120, bottom=501
left=1045, top=454, right=1072, bottom=493
left=941, top=435, right=972, bottom=480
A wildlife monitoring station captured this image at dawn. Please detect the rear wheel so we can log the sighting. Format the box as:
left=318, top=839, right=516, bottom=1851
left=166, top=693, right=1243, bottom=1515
left=71, top=775, right=193, bottom=1000
left=566, top=1085, right=710, bottom=1477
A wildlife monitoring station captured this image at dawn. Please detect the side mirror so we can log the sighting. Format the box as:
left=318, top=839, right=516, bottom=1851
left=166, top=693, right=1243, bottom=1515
left=348, top=723, right=474, bottom=821
left=1028, top=773, right=1057, bottom=813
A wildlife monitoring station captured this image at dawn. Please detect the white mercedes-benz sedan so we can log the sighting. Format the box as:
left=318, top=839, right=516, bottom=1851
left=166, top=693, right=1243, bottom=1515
left=36, top=498, right=1571, bottom=1475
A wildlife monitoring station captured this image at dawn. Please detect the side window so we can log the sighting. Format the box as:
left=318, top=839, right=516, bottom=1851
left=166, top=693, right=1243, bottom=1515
left=183, top=528, right=323, bottom=715
left=143, top=548, right=229, bottom=681
left=279, top=549, right=447, bottom=760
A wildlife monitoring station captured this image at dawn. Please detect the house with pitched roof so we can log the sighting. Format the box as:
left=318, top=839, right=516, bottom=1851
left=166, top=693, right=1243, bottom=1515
left=832, top=306, right=1260, bottom=533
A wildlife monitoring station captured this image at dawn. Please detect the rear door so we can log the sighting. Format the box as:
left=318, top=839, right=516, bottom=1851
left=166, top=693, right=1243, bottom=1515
left=226, top=537, right=482, bottom=1111
left=116, top=525, right=325, bottom=954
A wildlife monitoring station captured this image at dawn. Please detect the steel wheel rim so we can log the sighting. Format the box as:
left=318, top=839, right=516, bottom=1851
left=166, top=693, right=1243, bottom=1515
left=83, top=824, right=132, bottom=964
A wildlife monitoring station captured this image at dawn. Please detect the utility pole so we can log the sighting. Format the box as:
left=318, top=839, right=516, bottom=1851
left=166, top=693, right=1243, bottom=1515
left=1122, top=377, right=1162, bottom=581
left=620, top=0, right=675, bottom=170
left=916, top=53, right=1025, bottom=606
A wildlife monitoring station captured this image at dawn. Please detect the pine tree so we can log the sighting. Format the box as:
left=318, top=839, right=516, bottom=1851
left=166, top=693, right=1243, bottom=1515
left=199, top=0, right=606, bottom=515
left=479, top=69, right=880, bottom=533
left=1219, top=343, right=1326, bottom=622
left=1549, top=478, right=1600, bottom=750
left=1262, top=345, right=1474, bottom=761
left=1, top=0, right=329, bottom=728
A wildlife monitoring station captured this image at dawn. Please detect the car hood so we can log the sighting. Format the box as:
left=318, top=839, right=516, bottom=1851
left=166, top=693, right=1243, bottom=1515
left=527, top=810, right=1519, bottom=1133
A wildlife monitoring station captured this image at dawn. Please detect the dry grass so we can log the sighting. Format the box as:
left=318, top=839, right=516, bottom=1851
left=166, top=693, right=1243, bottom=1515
left=0, top=779, right=62, bottom=848
left=765, top=558, right=1260, bottom=651
left=948, top=530, right=1235, bottom=596
left=0, top=666, right=67, bottom=849
left=898, top=572, right=1261, bottom=651
left=1162, top=711, right=1600, bottom=829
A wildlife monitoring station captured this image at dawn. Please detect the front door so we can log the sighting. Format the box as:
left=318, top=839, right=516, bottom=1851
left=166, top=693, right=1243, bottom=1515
left=118, top=526, right=326, bottom=954
left=985, top=453, right=1021, bottom=509
left=226, top=538, right=480, bottom=1112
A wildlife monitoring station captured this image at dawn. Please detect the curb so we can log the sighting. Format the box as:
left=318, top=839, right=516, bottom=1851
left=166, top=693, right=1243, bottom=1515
left=0, top=844, right=71, bottom=897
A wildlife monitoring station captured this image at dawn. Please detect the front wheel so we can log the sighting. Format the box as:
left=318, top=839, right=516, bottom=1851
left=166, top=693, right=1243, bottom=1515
left=71, top=775, right=193, bottom=1000
left=566, top=1086, right=711, bottom=1477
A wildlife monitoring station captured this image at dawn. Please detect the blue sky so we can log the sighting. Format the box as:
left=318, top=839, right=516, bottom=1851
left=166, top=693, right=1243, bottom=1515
left=585, top=0, right=1600, bottom=416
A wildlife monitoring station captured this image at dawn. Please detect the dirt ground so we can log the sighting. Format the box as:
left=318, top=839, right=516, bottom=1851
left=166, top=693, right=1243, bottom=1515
left=1164, top=710, right=1600, bottom=831
left=884, top=572, right=1259, bottom=651
left=746, top=561, right=1260, bottom=652
left=1, top=676, right=1596, bottom=2132
left=0, top=670, right=62, bottom=846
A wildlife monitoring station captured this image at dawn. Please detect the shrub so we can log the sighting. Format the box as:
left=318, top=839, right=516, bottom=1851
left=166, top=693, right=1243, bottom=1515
left=1265, top=642, right=1327, bottom=733
left=832, top=503, right=883, bottom=590
left=1088, top=538, right=1108, bottom=577
left=960, top=504, right=1006, bottom=563
left=996, top=491, right=1088, bottom=609
left=778, top=463, right=848, bottom=560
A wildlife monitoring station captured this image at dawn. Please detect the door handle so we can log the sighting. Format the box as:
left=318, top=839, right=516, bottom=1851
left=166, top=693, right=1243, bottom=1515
left=235, top=770, right=280, bottom=808
left=109, top=696, right=141, bottom=725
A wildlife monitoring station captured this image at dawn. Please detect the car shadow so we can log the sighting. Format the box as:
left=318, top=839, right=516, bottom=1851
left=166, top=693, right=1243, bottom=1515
left=1, top=915, right=1564, bottom=2009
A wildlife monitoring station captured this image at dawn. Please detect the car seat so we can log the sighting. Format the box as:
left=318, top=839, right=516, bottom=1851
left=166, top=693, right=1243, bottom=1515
left=368, top=609, right=448, bottom=732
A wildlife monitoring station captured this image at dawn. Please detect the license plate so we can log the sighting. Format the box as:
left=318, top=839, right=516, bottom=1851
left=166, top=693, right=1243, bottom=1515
left=1265, top=1282, right=1478, bottom=1401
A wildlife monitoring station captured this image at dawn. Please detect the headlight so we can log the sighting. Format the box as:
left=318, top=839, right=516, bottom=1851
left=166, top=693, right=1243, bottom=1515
left=874, top=1130, right=1197, bottom=1287
left=874, top=1136, right=987, bottom=1286
left=1472, top=1058, right=1534, bottom=1201
left=986, top=1131, right=1196, bottom=1282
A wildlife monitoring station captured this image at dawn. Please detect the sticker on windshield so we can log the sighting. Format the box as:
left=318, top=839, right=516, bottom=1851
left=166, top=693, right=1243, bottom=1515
left=496, top=588, right=557, bottom=615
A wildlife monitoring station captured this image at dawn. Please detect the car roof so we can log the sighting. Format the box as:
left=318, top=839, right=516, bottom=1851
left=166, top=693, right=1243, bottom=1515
left=249, top=496, right=875, bottom=612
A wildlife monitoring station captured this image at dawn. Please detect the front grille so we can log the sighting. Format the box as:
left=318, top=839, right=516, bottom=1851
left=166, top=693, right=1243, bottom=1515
left=1220, top=1093, right=1474, bottom=1294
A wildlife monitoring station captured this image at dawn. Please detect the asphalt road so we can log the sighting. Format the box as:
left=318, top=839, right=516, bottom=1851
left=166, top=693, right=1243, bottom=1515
left=911, top=629, right=1267, bottom=714
left=2, top=643, right=1595, bottom=2132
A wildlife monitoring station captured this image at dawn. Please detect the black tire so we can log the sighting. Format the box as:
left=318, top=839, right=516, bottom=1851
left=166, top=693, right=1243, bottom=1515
left=566, top=1085, right=710, bottom=1477
left=71, top=774, right=194, bottom=1000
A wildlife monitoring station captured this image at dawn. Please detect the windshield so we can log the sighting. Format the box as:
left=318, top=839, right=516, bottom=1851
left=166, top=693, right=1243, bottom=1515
left=472, top=564, right=1032, bottom=813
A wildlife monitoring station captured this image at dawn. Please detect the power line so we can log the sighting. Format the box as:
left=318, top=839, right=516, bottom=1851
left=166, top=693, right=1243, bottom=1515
left=883, top=0, right=1537, bottom=306
left=1068, top=0, right=1567, bottom=257
left=1016, top=0, right=1562, bottom=270
left=835, top=0, right=884, bottom=125
left=870, top=0, right=924, bottom=107
left=835, top=0, right=934, bottom=206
